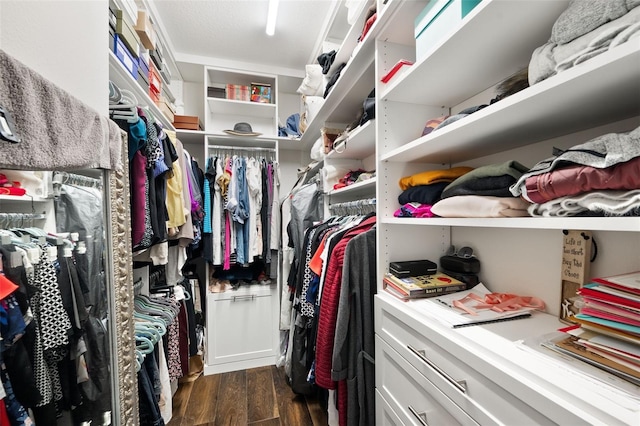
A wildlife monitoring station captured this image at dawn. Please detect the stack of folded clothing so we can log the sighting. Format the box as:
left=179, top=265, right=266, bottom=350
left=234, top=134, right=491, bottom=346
left=333, top=169, right=375, bottom=190
left=529, top=0, right=640, bottom=85
left=395, top=167, right=472, bottom=218
left=0, top=172, right=26, bottom=196
left=511, top=125, right=640, bottom=217
left=431, top=161, right=532, bottom=217
left=0, top=170, right=47, bottom=197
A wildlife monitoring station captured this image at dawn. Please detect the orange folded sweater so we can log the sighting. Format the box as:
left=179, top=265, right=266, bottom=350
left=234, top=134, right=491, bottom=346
left=399, top=166, right=473, bottom=190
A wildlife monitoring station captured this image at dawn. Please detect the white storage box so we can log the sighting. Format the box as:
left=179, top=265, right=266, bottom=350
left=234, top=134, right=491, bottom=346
left=414, top=0, right=482, bottom=62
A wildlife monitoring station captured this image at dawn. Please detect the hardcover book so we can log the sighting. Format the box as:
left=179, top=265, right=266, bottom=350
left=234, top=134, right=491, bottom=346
left=383, top=277, right=464, bottom=301
left=384, top=272, right=465, bottom=297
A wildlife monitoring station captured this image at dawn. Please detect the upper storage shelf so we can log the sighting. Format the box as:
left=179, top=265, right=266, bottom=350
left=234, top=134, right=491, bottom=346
left=207, top=98, right=276, bottom=118
left=382, top=42, right=640, bottom=164
left=299, top=0, right=396, bottom=150
left=109, top=50, right=175, bottom=131
left=379, top=0, right=572, bottom=107
left=206, top=68, right=277, bottom=97
left=326, top=119, right=375, bottom=160
left=381, top=216, right=640, bottom=233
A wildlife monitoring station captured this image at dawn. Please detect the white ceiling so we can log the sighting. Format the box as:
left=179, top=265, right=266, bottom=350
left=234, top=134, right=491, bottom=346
left=149, top=0, right=351, bottom=86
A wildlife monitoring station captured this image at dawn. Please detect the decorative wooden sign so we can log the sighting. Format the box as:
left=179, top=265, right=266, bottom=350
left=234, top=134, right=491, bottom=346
left=560, top=230, right=592, bottom=323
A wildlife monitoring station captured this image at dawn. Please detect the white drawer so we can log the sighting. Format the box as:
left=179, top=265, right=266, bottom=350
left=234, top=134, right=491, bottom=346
left=376, top=335, right=477, bottom=426
left=376, top=389, right=404, bottom=425
left=206, top=285, right=277, bottom=366
left=376, top=296, right=553, bottom=425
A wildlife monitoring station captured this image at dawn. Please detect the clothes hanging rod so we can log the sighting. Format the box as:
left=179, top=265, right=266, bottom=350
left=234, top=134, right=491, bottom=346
left=329, top=198, right=377, bottom=215
left=329, top=198, right=377, bottom=209
left=0, top=212, right=46, bottom=219
left=0, top=212, right=47, bottom=228
left=52, top=171, right=102, bottom=189
left=207, top=144, right=276, bottom=152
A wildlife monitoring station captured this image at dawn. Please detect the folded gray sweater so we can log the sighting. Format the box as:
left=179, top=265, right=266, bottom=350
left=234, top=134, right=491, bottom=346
left=530, top=5, right=640, bottom=85
left=0, top=49, right=122, bottom=171
left=551, top=0, right=640, bottom=44
left=511, top=125, right=640, bottom=196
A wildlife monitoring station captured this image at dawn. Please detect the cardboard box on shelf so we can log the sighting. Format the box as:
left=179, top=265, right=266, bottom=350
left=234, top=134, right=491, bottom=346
left=208, top=86, right=226, bottom=99
left=149, top=86, right=160, bottom=105
left=113, top=0, right=138, bottom=25
left=135, top=10, right=157, bottom=50
left=148, top=60, right=162, bottom=96
left=137, top=66, right=149, bottom=91
left=114, top=34, right=138, bottom=79
left=225, top=84, right=249, bottom=101
left=158, top=99, right=175, bottom=123
left=250, top=82, right=272, bottom=103
left=173, top=115, right=203, bottom=131
left=109, top=27, right=115, bottom=53
left=114, top=9, right=141, bottom=58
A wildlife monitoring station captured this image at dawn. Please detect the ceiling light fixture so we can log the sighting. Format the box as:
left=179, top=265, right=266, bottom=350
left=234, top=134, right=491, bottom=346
left=266, top=0, right=279, bottom=36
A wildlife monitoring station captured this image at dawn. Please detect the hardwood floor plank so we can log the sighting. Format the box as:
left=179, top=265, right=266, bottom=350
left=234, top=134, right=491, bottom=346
left=215, top=370, right=248, bottom=426
left=168, top=366, right=326, bottom=426
left=247, top=417, right=281, bottom=426
left=246, top=366, right=279, bottom=423
left=306, top=396, right=328, bottom=426
left=182, top=373, right=221, bottom=425
left=271, top=366, right=314, bottom=426
left=166, top=380, right=194, bottom=426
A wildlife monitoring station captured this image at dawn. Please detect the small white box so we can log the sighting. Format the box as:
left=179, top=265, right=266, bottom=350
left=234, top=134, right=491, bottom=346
left=414, top=0, right=482, bottom=62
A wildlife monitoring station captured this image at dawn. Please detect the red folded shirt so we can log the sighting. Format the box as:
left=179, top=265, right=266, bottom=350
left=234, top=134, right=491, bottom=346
left=0, top=186, right=26, bottom=196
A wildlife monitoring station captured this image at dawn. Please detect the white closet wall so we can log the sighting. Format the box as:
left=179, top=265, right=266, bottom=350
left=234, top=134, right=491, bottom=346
left=0, top=1, right=107, bottom=112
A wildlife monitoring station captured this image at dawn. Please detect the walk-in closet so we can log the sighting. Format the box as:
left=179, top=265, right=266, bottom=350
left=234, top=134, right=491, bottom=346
left=1, top=0, right=639, bottom=425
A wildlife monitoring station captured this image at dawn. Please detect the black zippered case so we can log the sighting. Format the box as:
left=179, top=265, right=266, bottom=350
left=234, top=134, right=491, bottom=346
left=389, top=259, right=437, bottom=278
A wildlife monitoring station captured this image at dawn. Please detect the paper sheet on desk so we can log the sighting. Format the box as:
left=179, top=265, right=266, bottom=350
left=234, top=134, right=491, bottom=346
left=517, top=331, right=640, bottom=409
left=420, top=283, right=537, bottom=328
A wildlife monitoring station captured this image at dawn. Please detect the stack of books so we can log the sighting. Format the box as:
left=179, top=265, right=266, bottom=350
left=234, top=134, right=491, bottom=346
left=546, top=271, right=640, bottom=386
left=383, top=271, right=466, bottom=301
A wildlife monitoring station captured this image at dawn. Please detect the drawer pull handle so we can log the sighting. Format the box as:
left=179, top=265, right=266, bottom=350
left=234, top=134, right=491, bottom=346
left=408, top=405, right=429, bottom=426
left=407, top=345, right=467, bottom=394
left=232, top=294, right=256, bottom=302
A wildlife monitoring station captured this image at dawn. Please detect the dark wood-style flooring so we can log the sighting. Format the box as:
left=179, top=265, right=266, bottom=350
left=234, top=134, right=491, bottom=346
left=167, top=366, right=328, bottom=426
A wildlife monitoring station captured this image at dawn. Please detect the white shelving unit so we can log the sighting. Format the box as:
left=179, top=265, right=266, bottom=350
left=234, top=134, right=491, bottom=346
left=373, top=0, right=640, bottom=424
left=323, top=114, right=376, bottom=212
left=207, top=97, right=277, bottom=119
left=326, top=118, right=375, bottom=160
left=381, top=216, right=640, bottom=233
left=298, top=2, right=379, bottom=151
left=329, top=177, right=376, bottom=197
left=0, top=194, right=56, bottom=232
left=381, top=43, right=640, bottom=164
left=204, top=67, right=278, bottom=137
left=0, top=194, right=49, bottom=203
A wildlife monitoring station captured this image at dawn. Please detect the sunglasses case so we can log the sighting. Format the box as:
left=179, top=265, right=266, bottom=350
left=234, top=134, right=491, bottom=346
left=440, top=255, right=480, bottom=274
